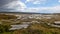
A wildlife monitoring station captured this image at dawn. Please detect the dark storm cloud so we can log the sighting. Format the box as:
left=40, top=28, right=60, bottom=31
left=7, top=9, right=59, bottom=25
left=0, top=0, right=26, bottom=12
left=0, top=0, right=17, bottom=7
left=0, top=0, right=18, bottom=11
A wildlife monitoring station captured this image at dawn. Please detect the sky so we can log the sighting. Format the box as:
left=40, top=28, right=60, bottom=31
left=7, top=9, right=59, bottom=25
left=0, top=0, right=60, bottom=13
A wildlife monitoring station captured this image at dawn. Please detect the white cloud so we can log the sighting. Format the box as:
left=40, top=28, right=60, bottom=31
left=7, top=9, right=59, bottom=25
left=25, top=0, right=47, bottom=4
left=23, top=5, right=60, bottom=13
left=58, top=0, right=60, bottom=2
left=0, top=0, right=60, bottom=13
left=33, top=1, right=41, bottom=4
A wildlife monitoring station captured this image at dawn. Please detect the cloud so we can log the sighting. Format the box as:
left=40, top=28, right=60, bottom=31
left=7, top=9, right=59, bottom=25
left=0, top=0, right=26, bottom=12
left=58, top=0, right=60, bottom=2
left=0, top=0, right=60, bottom=13
left=25, top=0, right=47, bottom=4
left=0, top=0, right=17, bottom=7
left=24, top=5, right=60, bottom=13
left=4, top=1, right=26, bottom=11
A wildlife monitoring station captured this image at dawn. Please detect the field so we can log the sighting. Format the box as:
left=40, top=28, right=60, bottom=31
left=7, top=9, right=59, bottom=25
left=0, top=13, right=60, bottom=34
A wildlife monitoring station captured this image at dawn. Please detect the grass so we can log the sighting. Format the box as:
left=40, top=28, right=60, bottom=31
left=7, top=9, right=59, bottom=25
left=0, top=32, right=13, bottom=34
left=0, top=14, right=60, bottom=34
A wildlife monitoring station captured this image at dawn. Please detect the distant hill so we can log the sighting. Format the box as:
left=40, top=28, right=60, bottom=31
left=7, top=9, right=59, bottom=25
left=0, top=11, right=60, bottom=15
left=0, top=11, right=40, bottom=14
